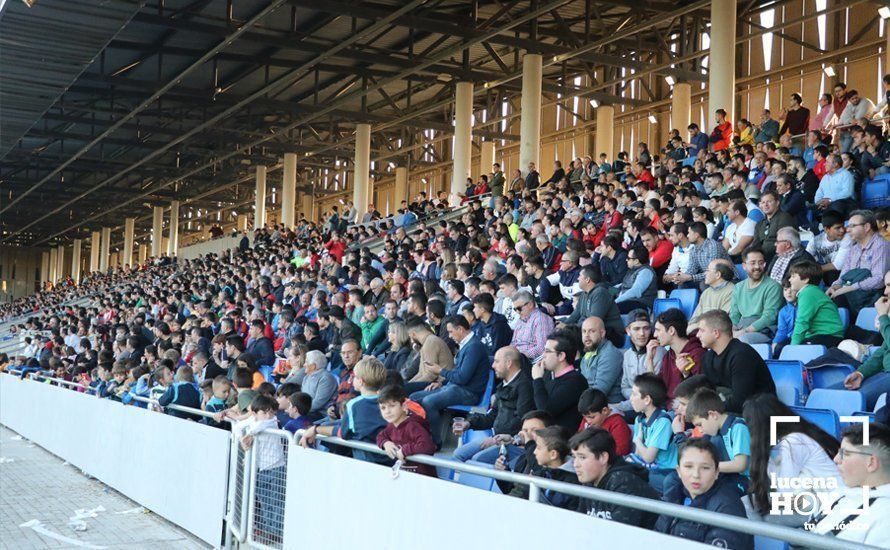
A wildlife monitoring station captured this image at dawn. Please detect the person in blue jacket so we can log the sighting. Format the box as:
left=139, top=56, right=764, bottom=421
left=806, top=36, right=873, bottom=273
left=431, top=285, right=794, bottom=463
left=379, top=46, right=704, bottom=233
left=158, top=366, right=202, bottom=421
left=409, top=315, right=492, bottom=446
left=471, top=293, right=513, bottom=358
left=772, top=280, right=797, bottom=358
left=655, top=438, right=753, bottom=550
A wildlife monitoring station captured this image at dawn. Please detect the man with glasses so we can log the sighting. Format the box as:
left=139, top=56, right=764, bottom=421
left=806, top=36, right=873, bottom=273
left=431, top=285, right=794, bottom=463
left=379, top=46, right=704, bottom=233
left=766, top=227, right=814, bottom=283
left=510, top=290, right=554, bottom=364
left=840, top=271, right=890, bottom=410
left=615, top=245, right=657, bottom=314
left=729, top=248, right=784, bottom=344
left=809, top=423, right=890, bottom=545
left=531, top=332, right=587, bottom=432
left=828, top=210, right=890, bottom=316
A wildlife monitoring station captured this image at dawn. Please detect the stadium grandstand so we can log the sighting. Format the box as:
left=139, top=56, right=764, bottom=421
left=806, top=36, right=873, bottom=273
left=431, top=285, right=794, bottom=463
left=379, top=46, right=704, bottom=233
left=2, top=0, right=890, bottom=549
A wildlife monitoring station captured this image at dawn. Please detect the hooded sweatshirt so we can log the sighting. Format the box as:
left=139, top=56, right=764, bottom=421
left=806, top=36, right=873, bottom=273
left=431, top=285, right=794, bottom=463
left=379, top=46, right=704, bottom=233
left=659, top=336, right=705, bottom=406
left=376, top=413, right=438, bottom=477
left=576, top=462, right=660, bottom=527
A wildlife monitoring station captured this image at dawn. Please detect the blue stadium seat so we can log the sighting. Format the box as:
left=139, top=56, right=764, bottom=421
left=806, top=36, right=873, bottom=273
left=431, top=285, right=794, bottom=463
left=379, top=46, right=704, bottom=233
left=669, top=288, right=699, bottom=320
left=754, top=535, right=789, bottom=550
left=808, top=364, right=854, bottom=390
left=454, top=460, right=497, bottom=491
left=652, top=298, right=682, bottom=318
left=791, top=406, right=840, bottom=439
left=775, top=386, right=800, bottom=407
left=853, top=411, right=876, bottom=422
left=837, top=308, right=850, bottom=332
left=767, top=360, right=805, bottom=405
left=448, top=371, right=495, bottom=414
left=259, top=365, right=274, bottom=382
left=855, top=308, right=878, bottom=332
left=778, top=344, right=826, bottom=364
left=622, top=334, right=631, bottom=350
left=862, top=174, right=890, bottom=208
left=751, top=343, right=771, bottom=361
left=806, top=388, right=865, bottom=418
left=735, top=264, right=747, bottom=281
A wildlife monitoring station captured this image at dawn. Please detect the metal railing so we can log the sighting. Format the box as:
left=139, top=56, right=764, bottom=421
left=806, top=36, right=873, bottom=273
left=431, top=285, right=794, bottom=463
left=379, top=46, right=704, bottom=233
left=292, top=431, right=879, bottom=550
left=5, top=372, right=883, bottom=550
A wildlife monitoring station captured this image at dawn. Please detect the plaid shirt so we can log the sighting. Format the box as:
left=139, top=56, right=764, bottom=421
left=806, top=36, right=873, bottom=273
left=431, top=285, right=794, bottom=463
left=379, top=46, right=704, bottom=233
left=684, top=238, right=730, bottom=284
left=511, top=307, right=554, bottom=362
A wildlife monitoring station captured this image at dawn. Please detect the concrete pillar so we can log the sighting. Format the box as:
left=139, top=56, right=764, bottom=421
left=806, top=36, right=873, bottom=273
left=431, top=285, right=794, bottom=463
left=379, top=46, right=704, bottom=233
left=255, top=165, right=267, bottom=230
left=139, top=244, right=148, bottom=264
left=281, top=153, right=298, bottom=228
left=479, top=141, right=496, bottom=180
left=99, top=227, right=111, bottom=272
left=519, top=53, right=543, bottom=176
left=237, top=214, right=248, bottom=232
left=49, top=248, right=58, bottom=284
left=352, top=123, right=372, bottom=222
left=89, top=230, right=101, bottom=273
left=672, top=82, right=692, bottom=132
left=41, top=252, right=49, bottom=285
left=122, top=218, right=135, bottom=268
left=301, top=193, right=314, bottom=222
left=450, top=81, right=474, bottom=201
left=167, top=200, right=180, bottom=256
left=394, top=167, right=408, bottom=206
left=151, top=206, right=163, bottom=258
left=71, top=239, right=82, bottom=283
left=708, top=0, right=737, bottom=129
left=594, top=105, right=615, bottom=160
left=56, top=245, right=65, bottom=280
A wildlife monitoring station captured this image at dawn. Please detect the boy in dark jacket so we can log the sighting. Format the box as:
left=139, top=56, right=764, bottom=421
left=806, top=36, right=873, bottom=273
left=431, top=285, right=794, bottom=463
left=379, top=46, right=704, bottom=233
left=570, top=427, right=660, bottom=528
left=655, top=438, right=753, bottom=550
left=376, top=385, right=437, bottom=477
left=158, top=366, right=202, bottom=420
left=520, top=426, right=580, bottom=510
left=472, top=294, right=513, bottom=357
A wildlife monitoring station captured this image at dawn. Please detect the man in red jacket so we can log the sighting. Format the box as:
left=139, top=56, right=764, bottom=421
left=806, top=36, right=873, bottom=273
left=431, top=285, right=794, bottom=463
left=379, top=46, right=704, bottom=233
left=711, top=109, right=733, bottom=151
left=323, top=233, right=346, bottom=264
left=649, top=308, right=704, bottom=408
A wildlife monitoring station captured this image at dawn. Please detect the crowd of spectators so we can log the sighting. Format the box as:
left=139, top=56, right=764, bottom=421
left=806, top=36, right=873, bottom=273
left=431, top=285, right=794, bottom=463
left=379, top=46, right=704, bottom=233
left=3, top=78, right=890, bottom=548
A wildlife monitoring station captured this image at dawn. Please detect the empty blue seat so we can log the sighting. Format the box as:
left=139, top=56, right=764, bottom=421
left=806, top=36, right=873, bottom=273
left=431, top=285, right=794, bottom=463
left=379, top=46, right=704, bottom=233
left=735, top=264, right=747, bottom=281
left=806, top=388, right=865, bottom=418
left=448, top=371, right=495, bottom=414
left=775, top=386, right=800, bottom=407
left=754, top=535, right=789, bottom=550
left=837, top=308, right=850, bottom=332
left=622, top=334, right=631, bottom=350
left=669, top=288, right=700, bottom=320
left=454, top=460, right=496, bottom=491
left=779, top=344, right=826, bottom=365
left=808, top=364, right=854, bottom=390
left=751, top=343, right=771, bottom=361
left=862, top=174, right=890, bottom=208
left=652, top=298, right=682, bottom=318
left=791, top=406, right=840, bottom=439
left=855, top=308, right=878, bottom=332
left=767, top=360, right=806, bottom=404
left=853, top=411, right=876, bottom=422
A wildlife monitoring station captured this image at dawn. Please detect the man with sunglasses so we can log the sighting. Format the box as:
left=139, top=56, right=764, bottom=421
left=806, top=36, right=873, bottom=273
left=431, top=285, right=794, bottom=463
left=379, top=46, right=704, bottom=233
left=510, top=290, right=554, bottom=364
left=809, top=423, right=890, bottom=546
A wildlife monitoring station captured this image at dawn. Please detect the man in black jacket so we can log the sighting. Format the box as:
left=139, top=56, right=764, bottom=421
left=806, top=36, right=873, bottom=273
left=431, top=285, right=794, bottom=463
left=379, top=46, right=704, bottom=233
left=570, top=427, right=660, bottom=528
left=532, top=333, right=588, bottom=432
left=697, top=310, right=776, bottom=413
left=452, top=346, right=534, bottom=465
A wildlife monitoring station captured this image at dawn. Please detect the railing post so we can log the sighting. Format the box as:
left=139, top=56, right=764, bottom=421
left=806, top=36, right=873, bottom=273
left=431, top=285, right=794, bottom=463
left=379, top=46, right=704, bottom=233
left=528, top=482, right=540, bottom=503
